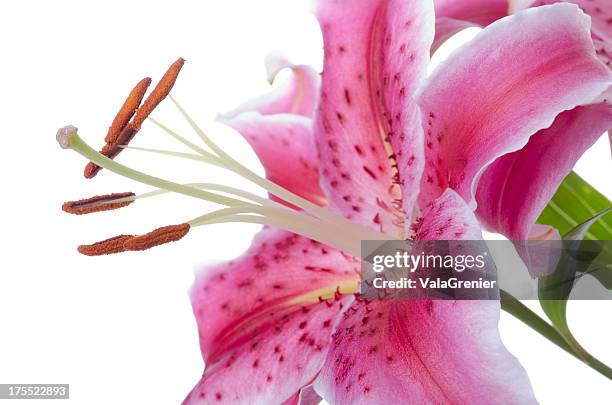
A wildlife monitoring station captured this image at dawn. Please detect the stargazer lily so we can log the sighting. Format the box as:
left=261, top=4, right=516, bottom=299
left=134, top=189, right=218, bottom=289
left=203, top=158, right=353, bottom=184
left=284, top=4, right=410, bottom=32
left=57, top=1, right=611, bottom=404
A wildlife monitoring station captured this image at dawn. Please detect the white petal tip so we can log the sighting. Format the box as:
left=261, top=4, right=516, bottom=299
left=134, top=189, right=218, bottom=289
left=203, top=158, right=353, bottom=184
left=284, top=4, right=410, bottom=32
left=264, top=51, right=292, bottom=84
left=56, top=125, right=78, bottom=149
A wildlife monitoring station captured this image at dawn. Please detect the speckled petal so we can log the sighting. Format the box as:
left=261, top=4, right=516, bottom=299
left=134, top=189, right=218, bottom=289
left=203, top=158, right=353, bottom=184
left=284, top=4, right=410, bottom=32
left=315, top=299, right=536, bottom=405
left=413, top=188, right=483, bottom=240
left=315, top=190, right=535, bottom=404
left=313, top=0, right=434, bottom=235
left=220, top=112, right=326, bottom=206
left=184, top=229, right=359, bottom=404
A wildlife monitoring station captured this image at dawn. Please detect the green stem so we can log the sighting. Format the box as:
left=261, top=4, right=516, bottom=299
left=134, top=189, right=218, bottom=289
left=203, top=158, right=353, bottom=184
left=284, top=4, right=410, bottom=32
left=501, top=290, right=612, bottom=379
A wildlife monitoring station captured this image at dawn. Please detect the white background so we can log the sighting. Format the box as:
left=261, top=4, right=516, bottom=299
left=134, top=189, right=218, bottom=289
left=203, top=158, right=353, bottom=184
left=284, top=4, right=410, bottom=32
left=0, top=1, right=610, bottom=404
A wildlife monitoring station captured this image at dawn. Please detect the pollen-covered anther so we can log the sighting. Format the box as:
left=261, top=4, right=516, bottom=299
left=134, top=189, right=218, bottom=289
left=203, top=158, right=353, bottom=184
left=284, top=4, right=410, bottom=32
left=62, top=192, right=136, bottom=215
left=131, top=57, right=185, bottom=130
left=123, top=223, right=191, bottom=251
left=105, top=77, right=152, bottom=144
left=84, top=57, right=185, bottom=179
left=77, top=235, right=135, bottom=256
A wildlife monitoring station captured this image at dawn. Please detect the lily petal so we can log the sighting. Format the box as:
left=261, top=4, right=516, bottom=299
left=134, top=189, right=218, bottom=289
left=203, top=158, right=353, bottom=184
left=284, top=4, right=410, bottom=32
left=281, top=385, right=323, bottom=405
left=316, top=190, right=535, bottom=404
left=432, top=0, right=509, bottom=52
left=529, top=224, right=561, bottom=241
left=475, top=101, right=612, bottom=241
left=315, top=299, right=536, bottom=405
left=519, top=224, right=563, bottom=276
left=511, top=1, right=612, bottom=43
left=571, top=0, right=612, bottom=43
left=313, top=0, right=434, bottom=234
left=418, top=3, right=612, bottom=209
left=413, top=188, right=483, bottom=240
left=185, top=229, right=359, bottom=404
left=512, top=1, right=612, bottom=67
left=220, top=53, right=320, bottom=119
left=296, top=386, right=322, bottom=405
left=220, top=112, right=326, bottom=206
left=594, top=32, right=612, bottom=68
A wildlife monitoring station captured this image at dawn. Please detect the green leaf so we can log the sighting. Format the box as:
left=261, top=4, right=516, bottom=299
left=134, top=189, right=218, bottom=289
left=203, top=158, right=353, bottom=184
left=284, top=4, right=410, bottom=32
left=537, top=171, right=612, bottom=289
left=538, top=208, right=612, bottom=377
left=537, top=171, right=612, bottom=238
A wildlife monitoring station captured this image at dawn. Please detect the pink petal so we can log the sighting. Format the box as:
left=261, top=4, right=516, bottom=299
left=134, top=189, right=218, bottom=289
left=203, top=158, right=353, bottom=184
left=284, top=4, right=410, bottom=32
left=593, top=32, right=612, bottom=68
left=185, top=298, right=348, bottom=405
left=316, top=190, right=535, bottom=404
left=220, top=113, right=326, bottom=206
left=475, top=101, right=612, bottom=241
left=296, top=386, right=322, bottom=405
left=315, top=300, right=536, bottom=404
left=220, top=53, right=320, bottom=119
left=313, top=0, right=434, bottom=234
left=511, top=1, right=612, bottom=67
left=418, top=3, right=612, bottom=209
left=413, top=188, right=483, bottom=240
left=517, top=224, right=564, bottom=277
left=529, top=224, right=561, bottom=241
left=432, top=0, right=509, bottom=52
left=515, top=1, right=612, bottom=42
left=281, top=385, right=322, bottom=405
left=569, top=0, right=612, bottom=43
left=519, top=224, right=563, bottom=276
left=432, top=17, right=475, bottom=53
left=185, top=229, right=359, bottom=404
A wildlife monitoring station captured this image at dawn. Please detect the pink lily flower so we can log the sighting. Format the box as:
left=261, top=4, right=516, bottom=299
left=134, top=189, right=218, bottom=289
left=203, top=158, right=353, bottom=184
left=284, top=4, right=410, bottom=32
left=57, top=1, right=611, bottom=404
left=434, top=0, right=612, bottom=243
left=184, top=1, right=610, bottom=404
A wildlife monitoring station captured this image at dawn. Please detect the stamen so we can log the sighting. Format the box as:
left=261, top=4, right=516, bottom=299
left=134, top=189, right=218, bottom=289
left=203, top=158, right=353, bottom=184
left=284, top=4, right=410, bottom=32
left=123, top=223, right=190, bottom=251
left=58, top=57, right=399, bottom=260
left=62, top=192, right=135, bottom=215
left=165, top=100, right=391, bottom=242
left=105, top=78, right=152, bottom=144
left=77, top=224, right=190, bottom=255
left=84, top=182, right=273, bottom=209
left=84, top=58, right=185, bottom=179
left=131, top=58, right=185, bottom=130
left=188, top=208, right=362, bottom=256
left=84, top=126, right=136, bottom=178
left=118, top=145, right=223, bottom=167
left=148, top=117, right=213, bottom=157
left=78, top=235, right=134, bottom=256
